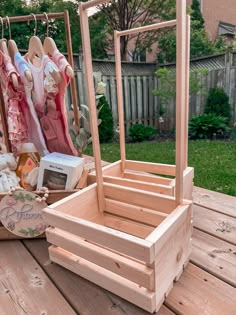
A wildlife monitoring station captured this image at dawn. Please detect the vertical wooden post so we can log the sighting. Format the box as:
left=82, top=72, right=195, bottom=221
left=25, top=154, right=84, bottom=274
left=64, top=10, right=79, bottom=128
left=79, top=3, right=105, bottom=212
left=114, top=31, right=126, bottom=170
left=175, top=0, right=186, bottom=204
left=184, top=15, right=190, bottom=169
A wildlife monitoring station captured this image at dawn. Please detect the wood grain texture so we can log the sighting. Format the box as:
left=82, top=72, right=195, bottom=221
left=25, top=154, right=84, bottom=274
left=165, top=263, right=236, bottom=315
left=105, top=198, right=167, bottom=227
left=23, top=239, right=175, bottom=315
left=104, top=183, right=175, bottom=214
left=46, top=227, right=155, bottom=290
left=125, top=160, right=176, bottom=176
left=0, top=240, right=75, bottom=315
left=193, top=205, right=236, bottom=246
left=193, top=186, right=236, bottom=218
left=103, top=176, right=173, bottom=195
left=49, top=246, right=156, bottom=312
left=43, top=207, right=154, bottom=263
left=191, top=228, right=236, bottom=287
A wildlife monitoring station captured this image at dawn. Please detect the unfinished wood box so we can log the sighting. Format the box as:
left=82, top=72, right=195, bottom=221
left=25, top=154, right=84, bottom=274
left=43, top=183, right=193, bottom=313
left=88, top=160, right=194, bottom=200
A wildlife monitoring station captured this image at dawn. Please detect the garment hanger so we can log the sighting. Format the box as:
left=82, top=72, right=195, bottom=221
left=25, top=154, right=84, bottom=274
left=7, top=17, right=32, bottom=82
left=43, top=12, right=74, bottom=78
left=27, top=13, right=61, bottom=84
left=0, top=17, right=18, bottom=89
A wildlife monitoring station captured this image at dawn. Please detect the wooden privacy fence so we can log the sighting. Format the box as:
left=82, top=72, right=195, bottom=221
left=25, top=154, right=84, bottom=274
left=68, top=51, right=236, bottom=135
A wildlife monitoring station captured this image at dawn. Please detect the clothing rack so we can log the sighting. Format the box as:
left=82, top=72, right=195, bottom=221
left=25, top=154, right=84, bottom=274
left=0, top=10, right=79, bottom=152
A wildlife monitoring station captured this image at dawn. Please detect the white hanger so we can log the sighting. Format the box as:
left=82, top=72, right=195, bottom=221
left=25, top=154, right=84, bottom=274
left=6, top=17, right=32, bottom=82
left=27, top=13, right=61, bottom=84
left=43, top=12, right=74, bottom=78
left=0, top=17, right=18, bottom=89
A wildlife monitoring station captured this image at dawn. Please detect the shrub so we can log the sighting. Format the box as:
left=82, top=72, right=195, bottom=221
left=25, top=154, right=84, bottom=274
left=189, top=113, right=230, bottom=139
left=230, top=123, right=236, bottom=140
left=205, top=88, right=231, bottom=123
left=128, top=124, right=156, bottom=142
left=97, top=96, right=114, bottom=143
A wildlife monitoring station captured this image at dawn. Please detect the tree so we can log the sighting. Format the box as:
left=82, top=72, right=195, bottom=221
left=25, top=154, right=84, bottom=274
left=191, top=0, right=204, bottom=30
left=99, top=0, right=175, bottom=61
left=157, top=2, right=225, bottom=63
left=0, top=0, right=108, bottom=58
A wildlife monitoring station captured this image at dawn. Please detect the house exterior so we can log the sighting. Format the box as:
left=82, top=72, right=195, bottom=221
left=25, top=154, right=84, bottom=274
left=188, top=0, right=236, bottom=42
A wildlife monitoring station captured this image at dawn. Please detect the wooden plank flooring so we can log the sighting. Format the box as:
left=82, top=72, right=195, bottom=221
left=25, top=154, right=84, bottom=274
left=0, top=186, right=235, bottom=315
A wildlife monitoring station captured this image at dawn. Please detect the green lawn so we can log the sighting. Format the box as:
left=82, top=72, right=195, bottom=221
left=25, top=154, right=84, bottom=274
left=85, top=140, right=236, bottom=197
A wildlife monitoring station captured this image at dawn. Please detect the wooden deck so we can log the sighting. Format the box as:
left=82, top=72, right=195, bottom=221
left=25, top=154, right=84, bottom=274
left=0, top=186, right=235, bottom=315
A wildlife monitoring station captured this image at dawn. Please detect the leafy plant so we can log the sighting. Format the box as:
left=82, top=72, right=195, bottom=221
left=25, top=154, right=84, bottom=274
left=128, top=124, right=156, bottom=142
left=69, top=73, right=106, bottom=154
left=204, top=88, right=231, bottom=123
left=69, top=103, right=102, bottom=154
left=189, top=113, right=230, bottom=139
left=97, top=96, right=114, bottom=143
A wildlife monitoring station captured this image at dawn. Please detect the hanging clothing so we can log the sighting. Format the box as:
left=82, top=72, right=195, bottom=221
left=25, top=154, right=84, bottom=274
left=0, top=50, right=28, bottom=155
left=14, top=52, right=49, bottom=156
left=24, top=54, right=76, bottom=155
left=51, top=49, right=77, bottom=156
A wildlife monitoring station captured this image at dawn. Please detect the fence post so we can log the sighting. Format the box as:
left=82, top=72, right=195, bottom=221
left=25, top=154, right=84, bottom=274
left=225, top=50, right=231, bottom=96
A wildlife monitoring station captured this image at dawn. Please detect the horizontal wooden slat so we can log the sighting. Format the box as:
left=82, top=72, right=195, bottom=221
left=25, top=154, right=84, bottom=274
left=49, top=246, right=156, bottom=313
left=193, top=205, right=236, bottom=246
left=104, top=214, right=154, bottom=239
left=47, top=227, right=155, bottom=290
left=43, top=208, right=154, bottom=263
left=103, top=176, right=173, bottom=195
left=191, top=229, right=236, bottom=287
left=105, top=198, right=167, bottom=227
left=104, top=183, right=176, bottom=213
left=125, top=160, right=176, bottom=176
left=124, top=171, right=174, bottom=186
left=47, top=184, right=99, bottom=220
left=101, top=160, right=123, bottom=176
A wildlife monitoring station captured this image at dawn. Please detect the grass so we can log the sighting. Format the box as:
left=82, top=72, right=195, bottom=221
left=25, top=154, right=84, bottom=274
left=85, top=140, right=236, bottom=197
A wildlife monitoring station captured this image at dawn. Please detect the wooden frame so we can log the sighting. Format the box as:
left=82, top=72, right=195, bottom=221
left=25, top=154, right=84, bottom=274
left=88, top=8, right=193, bottom=202
left=44, top=0, right=193, bottom=313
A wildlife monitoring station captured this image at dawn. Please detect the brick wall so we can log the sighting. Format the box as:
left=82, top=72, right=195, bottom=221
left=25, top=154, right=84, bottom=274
left=188, top=0, right=236, bottom=40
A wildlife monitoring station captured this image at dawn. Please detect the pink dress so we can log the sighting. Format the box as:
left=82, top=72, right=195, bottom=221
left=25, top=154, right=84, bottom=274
left=14, top=52, right=49, bottom=156
left=25, top=54, right=77, bottom=155
left=0, top=51, right=28, bottom=155
left=51, top=50, right=77, bottom=156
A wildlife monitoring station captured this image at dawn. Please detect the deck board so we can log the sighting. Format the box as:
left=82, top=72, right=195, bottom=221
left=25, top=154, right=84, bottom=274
left=191, top=229, right=236, bottom=287
left=165, top=263, right=236, bottom=315
left=194, top=205, right=236, bottom=245
left=0, top=240, right=76, bottom=315
left=193, top=187, right=236, bottom=218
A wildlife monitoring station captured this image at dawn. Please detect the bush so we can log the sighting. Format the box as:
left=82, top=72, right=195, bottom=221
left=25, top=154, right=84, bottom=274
left=128, top=124, right=156, bottom=142
left=189, top=113, right=230, bottom=139
left=230, top=123, right=236, bottom=140
left=97, top=96, right=114, bottom=143
left=205, top=88, right=231, bottom=123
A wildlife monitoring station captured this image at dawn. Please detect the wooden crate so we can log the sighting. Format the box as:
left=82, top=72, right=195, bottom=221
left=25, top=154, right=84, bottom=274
left=88, top=160, right=194, bottom=200
left=43, top=182, right=193, bottom=313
